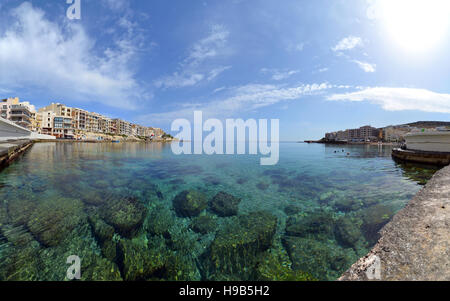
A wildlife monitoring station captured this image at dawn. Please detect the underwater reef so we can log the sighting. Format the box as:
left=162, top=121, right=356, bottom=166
left=0, top=184, right=340, bottom=281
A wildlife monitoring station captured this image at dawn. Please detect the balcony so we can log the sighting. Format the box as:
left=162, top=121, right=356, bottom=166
left=10, top=111, right=31, bottom=118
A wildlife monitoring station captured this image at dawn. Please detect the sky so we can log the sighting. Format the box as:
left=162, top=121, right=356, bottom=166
left=0, top=0, right=450, bottom=140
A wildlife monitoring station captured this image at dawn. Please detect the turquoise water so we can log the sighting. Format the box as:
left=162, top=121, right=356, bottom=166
left=0, top=142, right=439, bottom=281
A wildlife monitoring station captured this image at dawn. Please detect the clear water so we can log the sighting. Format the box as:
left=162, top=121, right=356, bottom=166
left=0, top=142, right=439, bottom=281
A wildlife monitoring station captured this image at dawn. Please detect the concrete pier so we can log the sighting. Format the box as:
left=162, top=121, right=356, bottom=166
left=0, top=140, right=33, bottom=169
left=339, top=165, right=450, bottom=281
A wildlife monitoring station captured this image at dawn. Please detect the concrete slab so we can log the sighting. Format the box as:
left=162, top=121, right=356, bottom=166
left=340, top=165, right=450, bottom=281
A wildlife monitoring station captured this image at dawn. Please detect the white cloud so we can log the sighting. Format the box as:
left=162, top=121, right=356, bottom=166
left=207, top=66, right=232, bottom=81
left=155, top=25, right=230, bottom=89
left=0, top=2, right=147, bottom=109
left=327, top=87, right=450, bottom=113
left=286, top=42, right=305, bottom=52
left=185, top=25, right=229, bottom=66
left=353, top=60, right=376, bottom=72
left=154, top=73, right=205, bottom=89
left=102, top=0, right=128, bottom=11
left=261, top=68, right=300, bottom=81
left=332, top=36, right=363, bottom=52
left=140, top=82, right=332, bottom=122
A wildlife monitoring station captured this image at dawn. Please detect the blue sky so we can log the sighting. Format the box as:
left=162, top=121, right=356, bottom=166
left=1, top=0, right=450, bottom=140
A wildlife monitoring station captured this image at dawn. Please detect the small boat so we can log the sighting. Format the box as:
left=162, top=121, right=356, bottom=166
left=112, top=140, right=120, bottom=143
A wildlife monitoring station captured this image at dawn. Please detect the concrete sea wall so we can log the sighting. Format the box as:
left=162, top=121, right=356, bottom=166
left=340, top=165, right=450, bottom=281
left=0, top=140, right=34, bottom=169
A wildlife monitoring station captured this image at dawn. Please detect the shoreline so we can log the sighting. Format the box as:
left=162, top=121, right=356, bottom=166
left=33, top=138, right=177, bottom=143
left=304, top=140, right=398, bottom=146
left=339, top=164, right=450, bottom=280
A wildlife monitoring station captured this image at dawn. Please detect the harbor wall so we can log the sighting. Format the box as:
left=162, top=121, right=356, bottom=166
left=0, top=140, right=34, bottom=169
left=339, top=164, right=450, bottom=281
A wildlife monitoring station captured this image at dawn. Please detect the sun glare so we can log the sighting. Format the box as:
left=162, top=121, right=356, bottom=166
left=378, top=0, right=450, bottom=53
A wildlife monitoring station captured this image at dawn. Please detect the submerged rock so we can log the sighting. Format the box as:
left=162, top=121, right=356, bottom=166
left=285, top=210, right=335, bottom=239
left=256, top=248, right=316, bottom=281
left=100, top=196, right=146, bottom=238
left=147, top=206, right=175, bottom=237
left=333, top=198, right=363, bottom=212
left=164, top=253, right=201, bottom=281
left=1, top=245, right=42, bottom=281
left=101, top=240, right=118, bottom=262
left=236, top=177, right=248, bottom=185
left=190, top=214, right=217, bottom=234
left=82, top=192, right=107, bottom=206
left=208, top=211, right=277, bottom=279
left=7, top=198, right=36, bottom=226
left=27, top=198, right=86, bottom=247
left=1, top=224, right=35, bottom=247
left=256, top=182, right=270, bottom=191
left=118, top=238, right=167, bottom=281
left=0, top=202, right=8, bottom=227
left=283, top=203, right=303, bottom=215
left=209, top=191, right=241, bottom=217
left=81, top=255, right=122, bottom=281
left=334, top=217, right=364, bottom=249
left=282, top=236, right=355, bottom=280
left=89, top=216, right=115, bottom=243
left=173, top=190, right=207, bottom=217
left=91, top=180, right=110, bottom=189
left=360, top=204, right=395, bottom=245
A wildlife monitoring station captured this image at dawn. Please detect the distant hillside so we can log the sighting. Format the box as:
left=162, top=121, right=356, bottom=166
left=403, top=121, right=450, bottom=128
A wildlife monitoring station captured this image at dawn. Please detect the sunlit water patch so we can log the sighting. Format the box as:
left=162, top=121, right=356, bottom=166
left=0, top=142, right=439, bottom=280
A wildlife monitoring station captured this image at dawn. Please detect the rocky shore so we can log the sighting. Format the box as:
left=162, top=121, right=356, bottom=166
left=339, top=164, right=450, bottom=281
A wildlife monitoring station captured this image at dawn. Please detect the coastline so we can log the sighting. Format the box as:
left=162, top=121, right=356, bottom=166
left=33, top=138, right=177, bottom=143
left=304, top=140, right=398, bottom=146
left=339, top=164, right=450, bottom=281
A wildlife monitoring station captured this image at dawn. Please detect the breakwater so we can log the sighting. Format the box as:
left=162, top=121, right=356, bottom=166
left=340, top=164, right=450, bottom=280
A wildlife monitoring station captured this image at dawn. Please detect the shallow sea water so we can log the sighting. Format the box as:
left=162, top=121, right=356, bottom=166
left=0, top=142, right=439, bottom=281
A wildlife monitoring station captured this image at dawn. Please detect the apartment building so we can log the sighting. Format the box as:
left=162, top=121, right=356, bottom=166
left=38, top=103, right=74, bottom=139
left=382, top=126, right=412, bottom=142
left=336, top=130, right=348, bottom=141
left=114, top=119, right=132, bottom=136
left=347, top=125, right=379, bottom=142
left=2, top=98, right=164, bottom=139
left=1, top=97, right=35, bottom=130
left=72, top=108, right=87, bottom=131
left=132, top=124, right=148, bottom=137
left=325, top=126, right=379, bottom=142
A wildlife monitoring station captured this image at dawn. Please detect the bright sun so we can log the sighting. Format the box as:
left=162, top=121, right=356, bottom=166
left=378, top=0, right=450, bottom=53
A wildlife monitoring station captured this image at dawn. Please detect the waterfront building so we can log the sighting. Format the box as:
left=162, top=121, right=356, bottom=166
left=347, top=125, right=378, bottom=142
left=38, top=103, right=74, bottom=139
left=324, top=126, right=378, bottom=142
left=336, top=130, right=348, bottom=141
left=114, top=119, right=132, bottom=136
left=1, top=97, right=35, bottom=130
left=382, top=126, right=413, bottom=142
left=72, top=108, right=87, bottom=131
left=2, top=98, right=164, bottom=139
left=325, top=132, right=337, bottom=141
left=132, top=124, right=148, bottom=137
